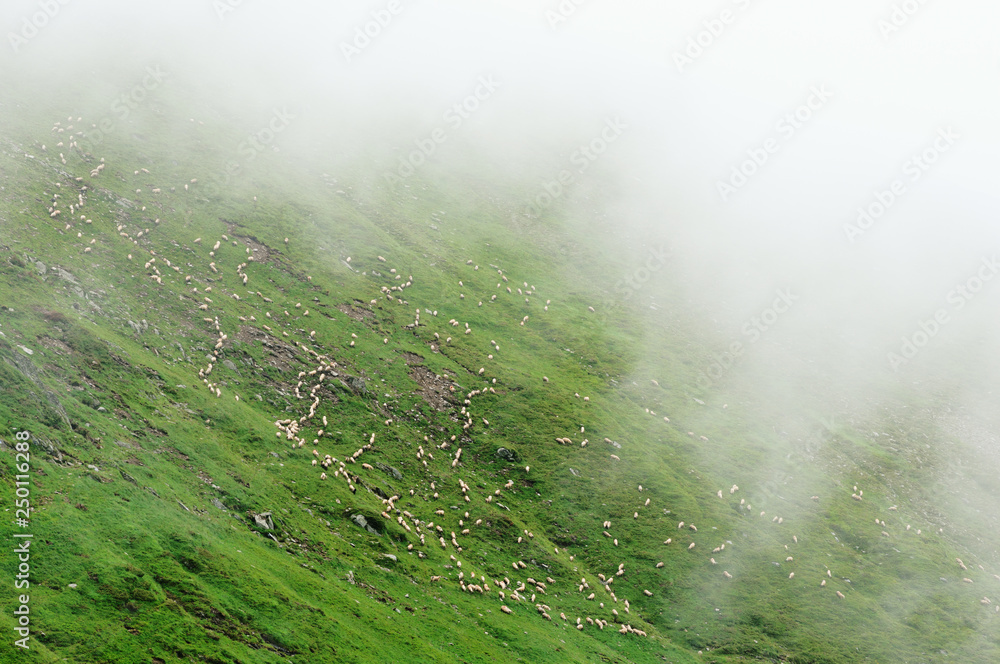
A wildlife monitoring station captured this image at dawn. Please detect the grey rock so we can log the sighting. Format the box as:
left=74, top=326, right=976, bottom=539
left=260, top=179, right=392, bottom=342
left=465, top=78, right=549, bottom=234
left=35, top=261, right=46, bottom=275
left=53, top=267, right=77, bottom=284
left=32, top=434, right=65, bottom=462
left=254, top=512, right=274, bottom=530
left=211, top=497, right=226, bottom=511
left=344, top=376, right=368, bottom=395
left=350, top=513, right=379, bottom=535
left=496, top=447, right=519, bottom=462
left=377, top=463, right=403, bottom=480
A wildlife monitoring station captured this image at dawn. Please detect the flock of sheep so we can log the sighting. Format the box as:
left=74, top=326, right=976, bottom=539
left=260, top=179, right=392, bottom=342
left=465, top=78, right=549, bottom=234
left=36, top=114, right=1000, bottom=650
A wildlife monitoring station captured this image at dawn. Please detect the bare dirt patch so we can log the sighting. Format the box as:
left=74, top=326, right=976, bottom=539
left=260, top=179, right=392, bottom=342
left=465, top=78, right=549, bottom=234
left=235, top=325, right=299, bottom=372
left=222, top=221, right=277, bottom=266
left=38, top=336, right=71, bottom=355
left=409, top=366, right=456, bottom=413
left=337, top=300, right=375, bottom=322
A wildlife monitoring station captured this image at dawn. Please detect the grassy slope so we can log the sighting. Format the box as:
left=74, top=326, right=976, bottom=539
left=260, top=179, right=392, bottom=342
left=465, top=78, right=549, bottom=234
left=1, top=75, right=1000, bottom=664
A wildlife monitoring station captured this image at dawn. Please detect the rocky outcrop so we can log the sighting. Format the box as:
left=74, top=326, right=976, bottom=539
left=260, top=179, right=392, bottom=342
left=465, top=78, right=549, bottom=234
left=350, top=513, right=379, bottom=535
left=496, top=447, right=520, bottom=462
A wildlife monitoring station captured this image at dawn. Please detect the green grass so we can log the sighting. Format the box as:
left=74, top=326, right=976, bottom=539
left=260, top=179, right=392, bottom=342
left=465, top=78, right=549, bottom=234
left=1, top=71, right=1000, bottom=664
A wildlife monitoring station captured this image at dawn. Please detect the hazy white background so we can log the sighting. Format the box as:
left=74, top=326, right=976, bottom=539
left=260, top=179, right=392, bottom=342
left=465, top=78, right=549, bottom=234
left=3, top=0, right=999, bottom=398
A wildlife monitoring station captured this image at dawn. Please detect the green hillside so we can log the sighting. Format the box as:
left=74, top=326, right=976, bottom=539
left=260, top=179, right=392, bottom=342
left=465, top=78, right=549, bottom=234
left=2, top=68, right=1000, bottom=664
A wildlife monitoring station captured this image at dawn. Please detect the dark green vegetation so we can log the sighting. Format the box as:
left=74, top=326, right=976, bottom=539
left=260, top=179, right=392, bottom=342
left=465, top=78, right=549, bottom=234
left=2, top=74, right=1000, bottom=664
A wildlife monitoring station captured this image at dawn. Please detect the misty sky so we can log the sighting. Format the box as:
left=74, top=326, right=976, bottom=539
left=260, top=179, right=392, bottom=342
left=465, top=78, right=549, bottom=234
left=3, top=0, right=999, bottom=398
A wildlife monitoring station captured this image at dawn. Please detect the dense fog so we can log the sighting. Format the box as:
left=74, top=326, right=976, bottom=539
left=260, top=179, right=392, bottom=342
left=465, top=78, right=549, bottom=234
left=4, top=0, right=999, bottom=502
